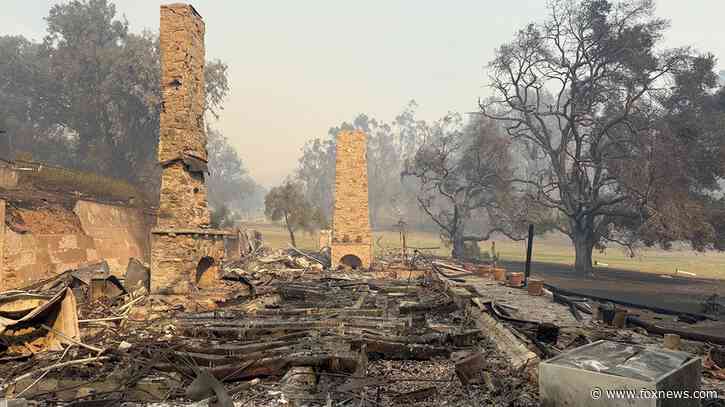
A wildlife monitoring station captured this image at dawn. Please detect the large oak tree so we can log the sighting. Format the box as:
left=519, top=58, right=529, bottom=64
left=481, top=0, right=724, bottom=274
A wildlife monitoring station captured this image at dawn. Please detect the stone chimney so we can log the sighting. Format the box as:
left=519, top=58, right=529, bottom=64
left=157, top=3, right=209, bottom=228
left=330, top=130, right=372, bottom=268
left=150, top=4, right=232, bottom=295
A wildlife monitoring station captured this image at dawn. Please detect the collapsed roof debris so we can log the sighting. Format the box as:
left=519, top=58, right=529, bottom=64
left=0, top=288, right=80, bottom=356
left=0, top=232, right=721, bottom=406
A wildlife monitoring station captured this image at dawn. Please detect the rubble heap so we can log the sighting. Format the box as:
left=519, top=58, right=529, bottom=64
left=0, top=251, right=541, bottom=406
left=0, top=239, right=724, bottom=406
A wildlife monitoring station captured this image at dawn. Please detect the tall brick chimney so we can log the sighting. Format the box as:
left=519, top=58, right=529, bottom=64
left=330, top=130, right=372, bottom=269
left=150, top=4, right=233, bottom=295
left=157, top=3, right=209, bottom=228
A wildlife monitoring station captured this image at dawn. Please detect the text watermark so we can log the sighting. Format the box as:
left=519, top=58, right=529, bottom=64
left=591, top=387, right=719, bottom=400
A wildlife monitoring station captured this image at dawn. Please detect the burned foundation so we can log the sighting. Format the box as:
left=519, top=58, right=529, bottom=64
left=149, top=3, right=236, bottom=294
left=330, top=130, right=373, bottom=269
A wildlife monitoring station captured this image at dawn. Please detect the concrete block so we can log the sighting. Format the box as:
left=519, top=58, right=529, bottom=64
left=539, top=340, right=701, bottom=407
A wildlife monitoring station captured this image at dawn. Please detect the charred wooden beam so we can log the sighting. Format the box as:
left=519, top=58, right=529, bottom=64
left=209, top=351, right=359, bottom=381
left=352, top=337, right=452, bottom=360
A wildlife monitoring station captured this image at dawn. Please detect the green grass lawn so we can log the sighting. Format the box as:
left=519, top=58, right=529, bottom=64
left=245, top=222, right=725, bottom=280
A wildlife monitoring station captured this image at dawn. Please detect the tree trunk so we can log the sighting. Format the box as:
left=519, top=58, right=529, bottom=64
left=288, top=228, right=297, bottom=247
left=284, top=212, right=297, bottom=247
left=572, top=231, right=594, bottom=275
left=451, top=231, right=465, bottom=260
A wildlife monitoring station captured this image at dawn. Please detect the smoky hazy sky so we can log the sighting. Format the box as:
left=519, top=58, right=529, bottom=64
left=3, top=1, right=724, bottom=187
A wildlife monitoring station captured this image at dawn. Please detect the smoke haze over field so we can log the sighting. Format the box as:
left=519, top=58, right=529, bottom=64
left=3, top=1, right=725, bottom=187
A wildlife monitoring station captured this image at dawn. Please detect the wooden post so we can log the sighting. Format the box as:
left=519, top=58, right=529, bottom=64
left=524, top=224, right=534, bottom=282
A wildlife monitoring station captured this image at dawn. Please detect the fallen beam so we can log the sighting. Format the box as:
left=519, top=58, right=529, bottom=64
left=470, top=298, right=539, bottom=376
left=428, top=269, right=540, bottom=383
left=208, top=351, right=359, bottom=381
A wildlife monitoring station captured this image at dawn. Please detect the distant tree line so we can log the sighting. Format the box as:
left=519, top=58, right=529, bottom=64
left=281, top=103, right=549, bottom=258
left=0, top=0, right=263, bottom=218
left=265, top=101, right=524, bottom=253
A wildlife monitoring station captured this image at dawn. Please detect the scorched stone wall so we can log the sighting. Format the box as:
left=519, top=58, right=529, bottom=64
left=0, top=200, right=151, bottom=290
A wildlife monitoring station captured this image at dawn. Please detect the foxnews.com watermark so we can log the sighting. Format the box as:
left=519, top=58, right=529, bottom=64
left=591, top=387, right=719, bottom=400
